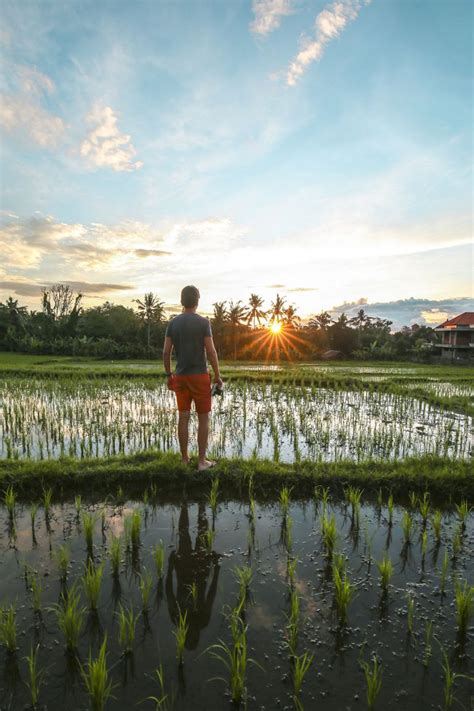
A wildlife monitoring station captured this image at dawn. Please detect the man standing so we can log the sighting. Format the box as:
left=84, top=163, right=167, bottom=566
left=163, top=285, right=223, bottom=471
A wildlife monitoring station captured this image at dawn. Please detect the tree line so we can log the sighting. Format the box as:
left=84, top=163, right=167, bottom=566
left=0, top=284, right=437, bottom=361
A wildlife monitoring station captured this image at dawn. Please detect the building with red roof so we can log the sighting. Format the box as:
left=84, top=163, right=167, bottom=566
left=434, top=312, right=474, bottom=362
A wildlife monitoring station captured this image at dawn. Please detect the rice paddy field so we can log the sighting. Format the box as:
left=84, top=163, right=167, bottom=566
left=0, top=354, right=473, bottom=710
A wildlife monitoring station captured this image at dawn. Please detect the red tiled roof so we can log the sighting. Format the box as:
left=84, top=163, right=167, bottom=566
left=435, top=312, right=474, bottom=329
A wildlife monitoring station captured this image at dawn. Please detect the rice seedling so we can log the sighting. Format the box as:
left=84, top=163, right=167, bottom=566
left=439, top=644, right=474, bottom=710
left=207, top=614, right=254, bottom=704
left=432, top=510, right=442, bottom=543
left=402, top=510, right=413, bottom=544
left=423, top=621, right=433, bottom=667
left=360, top=656, right=382, bottom=711
left=117, top=604, right=139, bottom=654
left=4, top=485, right=15, bottom=519
left=203, top=529, right=215, bottom=553
left=30, top=502, right=39, bottom=528
left=75, top=494, right=82, bottom=516
left=440, top=550, right=449, bottom=595
left=147, top=664, right=172, bottom=711
left=109, top=535, right=122, bottom=577
left=81, top=511, right=96, bottom=553
left=152, top=540, right=165, bottom=579
left=419, top=492, right=430, bottom=527
left=130, top=510, right=141, bottom=551
left=292, top=651, right=313, bottom=701
left=387, top=494, right=394, bottom=526
left=174, top=608, right=188, bottom=666
left=208, top=477, right=219, bottom=515
left=139, top=568, right=153, bottom=611
left=455, top=499, right=471, bottom=531
left=377, top=555, right=393, bottom=593
left=0, top=604, right=17, bottom=652
left=454, top=579, right=473, bottom=635
left=332, top=551, right=346, bottom=579
left=42, top=487, right=53, bottom=519
left=345, top=486, right=363, bottom=523
left=234, top=565, right=252, bottom=602
left=409, top=491, right=418, bottom=510
left=55, top=586, right=86, bottom=650
left=80, top=636, right=114, bottom=711
left=287, top=556, right=298, bottom=588
left=333, top=567, right=354, bottom=624
left=377, top=488, right=383, bottom=509
left=82, top=560, right=104, bottom=611
left=406, top=592, right=415, bottom=634
left=54, top=544, right=70, bottom=581
left=24, top=644, right=43, bottom=707
left=279, top=486, right=292, bottom=519
left=30, top=574, right=42, bottom=613
left=451, top=526, right=462, bottom=559
left=321, top=512, right=337, bottom=558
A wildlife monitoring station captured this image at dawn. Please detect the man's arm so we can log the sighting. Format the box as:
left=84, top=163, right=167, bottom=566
left=204, top=336, right=223, bottom=387
left=163, top=336, right=174, bottom=389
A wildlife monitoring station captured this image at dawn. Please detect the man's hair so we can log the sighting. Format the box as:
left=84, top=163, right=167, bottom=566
left=181, top=285, right=200, bottom=309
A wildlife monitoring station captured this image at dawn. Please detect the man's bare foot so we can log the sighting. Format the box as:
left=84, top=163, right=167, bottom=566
left=198, top=459, right=216, bottom=471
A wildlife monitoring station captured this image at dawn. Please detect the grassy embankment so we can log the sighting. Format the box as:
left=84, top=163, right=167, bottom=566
left=0, top=451, right=472, bottom=503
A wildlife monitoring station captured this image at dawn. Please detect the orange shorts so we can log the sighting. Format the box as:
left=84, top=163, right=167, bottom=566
left=171, top=373, right=212, bottom=414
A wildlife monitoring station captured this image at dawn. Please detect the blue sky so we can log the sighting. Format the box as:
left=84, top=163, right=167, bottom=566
left=0, top=0, right=472, bottom=328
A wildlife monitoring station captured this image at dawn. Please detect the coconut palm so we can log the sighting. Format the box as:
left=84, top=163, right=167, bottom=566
left=134, top=292, right=166, bottom=348
left=269, top=294, right=286, bottom=324
left=308, top=311, right=332, bottom=330
left=247, top=294, right=267, bottom=329
left=348, top=309, right=368, bottom=347
left=227, top=301, right=248, bottom=360
left=283, top=305, right=300, bottom=328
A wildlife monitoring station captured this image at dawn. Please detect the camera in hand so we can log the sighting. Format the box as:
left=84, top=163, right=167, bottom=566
left=211, top=383, right=223, bottom=397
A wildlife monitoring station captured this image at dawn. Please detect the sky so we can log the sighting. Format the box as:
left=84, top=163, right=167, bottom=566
left=0, top=0, right=472, bottom=330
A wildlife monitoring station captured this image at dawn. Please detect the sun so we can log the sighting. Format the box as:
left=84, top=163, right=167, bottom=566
left=269, top=320, right=283, bottom=335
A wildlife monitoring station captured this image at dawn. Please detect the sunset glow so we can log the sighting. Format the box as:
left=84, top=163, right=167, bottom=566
left=269, top=321, right=283, bottom=335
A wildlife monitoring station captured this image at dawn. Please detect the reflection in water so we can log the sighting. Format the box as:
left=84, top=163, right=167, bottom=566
left=166, top=502, right=220, bottom=650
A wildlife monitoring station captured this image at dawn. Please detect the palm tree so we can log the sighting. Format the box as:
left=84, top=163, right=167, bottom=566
left=269, top=294, right=286, bottom=324
left=134, top=292, right=166, bottom=348
left=211, top=301, right=228, bottom=353
left=227, top=301, right=248, bottom=360
left=348, top=309, right=367, bottom=347
left=247, top=294, right=266, bottom=329
left=4, top=297, right=28, bottom=330
left=308, top=311, right=332, bottom=330
left=283, top=304, right=300, bottom=328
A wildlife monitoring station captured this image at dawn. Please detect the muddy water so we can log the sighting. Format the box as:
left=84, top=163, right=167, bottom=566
left=0, top=495, right=472, bottom=710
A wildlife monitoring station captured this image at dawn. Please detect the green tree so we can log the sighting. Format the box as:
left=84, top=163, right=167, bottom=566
left=227, top=301, right=248, bottom=360
left=247, top=294, right=267, bottom=329
left=133, top=292, right=166, bottom=349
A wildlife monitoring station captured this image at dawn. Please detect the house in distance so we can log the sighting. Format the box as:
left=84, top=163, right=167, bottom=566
left=434, top=312, right=474, bottom=362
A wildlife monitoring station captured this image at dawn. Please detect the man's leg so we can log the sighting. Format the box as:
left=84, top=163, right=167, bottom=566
left=197, top=412, right=214, bottom=470
left=178, top=411, right=191, bottom=463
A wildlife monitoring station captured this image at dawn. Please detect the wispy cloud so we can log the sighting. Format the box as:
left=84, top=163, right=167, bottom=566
left=0, top=215, right=169, bottom=271
left=0, top=61, right=65, bottom=147
left=250, top=0, right=294, bottom=36
left=286, top=0, right=371, bottom=86
left=0, top=278, right=134, bottom=298
left=80, top=104, right=143, bottom=172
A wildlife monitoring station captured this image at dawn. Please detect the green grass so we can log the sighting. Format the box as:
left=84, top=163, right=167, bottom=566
left=0, top=451, right=473, bottom=501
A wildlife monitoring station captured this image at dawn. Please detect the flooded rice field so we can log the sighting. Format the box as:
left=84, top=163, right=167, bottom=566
left=0, top=487, right=472, bottom=710
left=0, top=380, right=472, bottom=462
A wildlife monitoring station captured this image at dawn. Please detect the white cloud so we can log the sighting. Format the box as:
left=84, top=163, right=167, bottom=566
left=80, top=104, right=143, bottom=172
left=0, top=62, right=65, bottom=147
left=250, top=0, right=295, bottom=36
left=286, top=0, right=371, bottom=86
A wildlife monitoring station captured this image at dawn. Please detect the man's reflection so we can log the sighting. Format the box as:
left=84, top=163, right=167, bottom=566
left=166, top=501, right=220, bottom=650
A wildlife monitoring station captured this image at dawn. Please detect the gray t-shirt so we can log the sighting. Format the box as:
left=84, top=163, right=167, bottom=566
left=165, top=312, right=212, bottom=375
